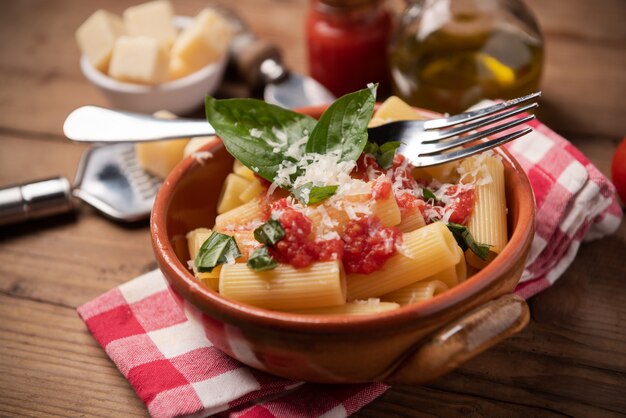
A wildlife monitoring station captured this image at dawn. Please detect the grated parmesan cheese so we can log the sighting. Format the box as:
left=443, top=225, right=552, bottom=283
left=191, top=150, right=213, bottom=164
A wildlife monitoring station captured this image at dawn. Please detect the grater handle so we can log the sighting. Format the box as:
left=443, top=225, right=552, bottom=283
left=0, top=176, right=74, bottom=226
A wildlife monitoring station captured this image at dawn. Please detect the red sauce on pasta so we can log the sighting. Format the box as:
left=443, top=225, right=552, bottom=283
left=269, top=198, right=400, bottom=273
left=263, top=149, right=474, bottom=273
left=342, top=217, right=401, bottom=274
left=270, top=200, right=343, bottom=268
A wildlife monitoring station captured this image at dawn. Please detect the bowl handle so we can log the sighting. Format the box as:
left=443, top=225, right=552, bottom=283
left=385, top=294, right=529, bottom=384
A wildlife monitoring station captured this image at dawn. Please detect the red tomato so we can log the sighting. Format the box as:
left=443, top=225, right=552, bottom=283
left=611, top=137, right=626, bottom=205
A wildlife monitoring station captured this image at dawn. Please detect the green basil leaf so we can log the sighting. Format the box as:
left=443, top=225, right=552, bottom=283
left=247, top=246, right=278, bottom=271
left=305, top=85, right=377, bottom=162
left=253, top=219, right=285, bottom=246
left=422, top=188, right=438, bottom=201
left=292, top=183, right=338, bottom=205
left=205, top=96, right=317, bottom=183
left=363, top=140, right=401, bottom=170
left=446, top=223, right=491, bottom=261
left=363, top=141, right=379, bottom=156
left=377, top=141, right=402, bottom=169
left=195, top=231, right=241, bottom=272
left=308, top=185, right=339, bottom=204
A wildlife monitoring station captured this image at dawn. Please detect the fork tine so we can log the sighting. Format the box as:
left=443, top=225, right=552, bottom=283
left=423, top=91, right=541, bottom=131
left=420, top=114, right=535, bottom=154
left=422, top=102, right=538, bottom=144
left=411, top=126, right=533, bottom=167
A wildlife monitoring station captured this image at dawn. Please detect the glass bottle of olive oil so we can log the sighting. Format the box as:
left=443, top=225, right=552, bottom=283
left=389, top=0, right=544, bottom=114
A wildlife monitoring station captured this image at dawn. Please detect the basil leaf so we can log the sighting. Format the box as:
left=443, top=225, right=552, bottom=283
left=293, top=183, right=338, bottom=205
left=253, top=219, right=285, bottom=246
left=308, top=185, right=339, bottom=204
left=305, top=85, right=377, bottom=162
left=195, top=231, right=241, bottom=272
left=363, top=140, right=401, bottom=169
left=446, top=223, right=491, bottom=261
left=423, top=188, right=438, bottom=201
left=247, top=246, right=278, bottom=271
left=363, top=141, right=379, bottom=156
left=377, top=141, right=402, bottom=169
left=205, top=96, right=317, bottom=183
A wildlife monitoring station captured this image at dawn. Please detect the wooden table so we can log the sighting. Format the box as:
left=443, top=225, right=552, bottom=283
left=1, top=1, right=625, bottom=416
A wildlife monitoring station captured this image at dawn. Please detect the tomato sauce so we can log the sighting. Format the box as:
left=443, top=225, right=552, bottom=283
left=306, top=0, right=392, bottom=97
left=444, top=186, right=475, bottom=225
left=268, top=198, right=400, bottom=273
left=270, top=200, right=343, bottom=268
left=342, top=217, right=401, bottom=274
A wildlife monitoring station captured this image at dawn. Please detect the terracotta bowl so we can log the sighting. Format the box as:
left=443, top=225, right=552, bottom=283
left=151, top=105, right=536, bottom=384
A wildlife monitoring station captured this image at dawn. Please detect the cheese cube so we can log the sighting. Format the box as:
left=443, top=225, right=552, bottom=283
left=169, top=8, right=233, bottom=79
left=135, top=138, right=190, bottom=178
left=373, top=96, right=423, bottom=122
left=135, top=111, right=190, bottom=178
left=75, top=10, right=125, bottom=72
left=109, top=36, right=170, bottom=84
left=123, top=0, right=177, bottom=48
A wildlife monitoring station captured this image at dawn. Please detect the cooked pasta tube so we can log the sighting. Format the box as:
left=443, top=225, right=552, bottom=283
left=422, top=160, right=460, bottom=183
left=217, top=173, right=252, bottom=214
left=381, top=280, right=448, bottom=306
left=397, top=206, right=426, bottom=232
left=231, top=230, right=260, bottom=261
left=219, top=260, right=346, bottom=310
left=372, top=194, right=401, bottom=226
left=461, top=155, right=507, bottom=269
left=215, top=198, right=264, bottom=231
left=240, top=178, right=264, bottom=203
left=186, top=227, right=220, bottom=291
left=286, top=299, right=400, bottom=315
left=186, top=227, right=212, bottom=259
left=424, top=244, right=466, bottom=288
left=307, top=192, right=400, bottom=237
left=233, top=159, right=257, bottom=181
left=346, top=221, right=461, bottom=300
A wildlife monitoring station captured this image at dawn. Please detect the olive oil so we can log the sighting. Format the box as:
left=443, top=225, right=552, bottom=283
left=390, top=10, right=543, bottom=114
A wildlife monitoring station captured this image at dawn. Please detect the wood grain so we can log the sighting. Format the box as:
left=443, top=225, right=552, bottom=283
left=0, top=0, right=625, bottom=417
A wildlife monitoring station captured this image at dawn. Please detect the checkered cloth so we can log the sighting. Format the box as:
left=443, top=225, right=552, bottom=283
left=77, top=112, right=622, bottom=418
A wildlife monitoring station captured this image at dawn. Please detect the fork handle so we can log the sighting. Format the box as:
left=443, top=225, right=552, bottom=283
left=63, top=106, right=215, bottom=143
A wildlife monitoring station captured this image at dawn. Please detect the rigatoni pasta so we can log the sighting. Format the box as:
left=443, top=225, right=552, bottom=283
left=460, top=155, right=508, bottom=269
left=187, top=91, right=512, bottom=314
left=381, top=280, right=449, bottom=306
left=345, top=221, right=461, bottom=300
left=219, top=261, right=346, bottom=310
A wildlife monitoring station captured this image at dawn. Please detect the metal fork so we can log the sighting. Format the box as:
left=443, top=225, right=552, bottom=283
left=367, top=91, right=540, bottom=167
left=63, top=92, right=540, bottom=167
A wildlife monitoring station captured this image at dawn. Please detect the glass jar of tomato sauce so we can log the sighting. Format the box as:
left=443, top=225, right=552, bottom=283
left=306, top=0, right=392, bottom=98
left=389, top=0, right=544, bottom=114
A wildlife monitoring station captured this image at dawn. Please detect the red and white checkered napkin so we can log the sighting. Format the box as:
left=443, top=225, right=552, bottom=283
left=501, top=116, right=622, bottom=298
left=77, top=114, right=622, bottom=418
left=78, top=270, right=388, bottom=418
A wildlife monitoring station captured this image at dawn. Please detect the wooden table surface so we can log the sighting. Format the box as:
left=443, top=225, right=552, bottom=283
left=1, top=0, right=625, bottom=416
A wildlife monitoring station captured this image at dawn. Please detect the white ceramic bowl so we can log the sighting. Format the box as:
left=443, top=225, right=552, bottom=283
left=80, top=16, right=228, bottom=115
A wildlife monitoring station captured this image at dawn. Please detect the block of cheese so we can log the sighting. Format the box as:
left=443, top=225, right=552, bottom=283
left=169, top=8, right=233, bottom=79
left=135, top=111, right=190, bottom=178
left=75, top=10, right=125, bottom=72
left=373, top=96, right=423, bottom=122
left=109, top=36, right=170, bottom=84
left=123, top=0, right=177, bottom=48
